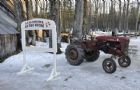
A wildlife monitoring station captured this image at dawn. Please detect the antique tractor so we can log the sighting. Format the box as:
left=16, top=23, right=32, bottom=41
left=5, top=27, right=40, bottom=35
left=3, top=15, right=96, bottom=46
left=65, top=35, right=131, bottom=73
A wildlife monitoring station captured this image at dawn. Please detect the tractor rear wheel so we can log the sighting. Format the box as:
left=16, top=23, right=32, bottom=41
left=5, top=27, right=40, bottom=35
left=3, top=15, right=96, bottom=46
left=85, top=51, right=100, bottom=62
left=118, top=55, right=131, bottom=67
left=102, top=58, right=117, bottom=73
left=65, top=45, right=84, bottom=65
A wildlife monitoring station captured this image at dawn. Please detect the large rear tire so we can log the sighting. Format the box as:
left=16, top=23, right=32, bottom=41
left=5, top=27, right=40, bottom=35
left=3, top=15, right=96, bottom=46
left=84, top=51, right=100, bottom=62
left=102, top=58, right=117, bottom=73
left=65, top=45, right=84, bottom=65
left=118, top=55, right=131, bottom=67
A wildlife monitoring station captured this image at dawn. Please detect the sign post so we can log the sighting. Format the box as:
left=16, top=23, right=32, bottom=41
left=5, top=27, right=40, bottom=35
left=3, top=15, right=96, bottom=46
left=18, top=18, right=59, bottom=81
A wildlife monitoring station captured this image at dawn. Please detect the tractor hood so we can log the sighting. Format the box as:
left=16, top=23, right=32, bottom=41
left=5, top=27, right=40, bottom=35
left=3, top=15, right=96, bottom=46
left=95, top=36, right=130, bottom=43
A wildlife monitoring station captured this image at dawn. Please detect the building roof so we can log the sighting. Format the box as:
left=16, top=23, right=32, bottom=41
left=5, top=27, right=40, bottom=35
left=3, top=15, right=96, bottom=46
left=0, top=10, right=18, bottom=34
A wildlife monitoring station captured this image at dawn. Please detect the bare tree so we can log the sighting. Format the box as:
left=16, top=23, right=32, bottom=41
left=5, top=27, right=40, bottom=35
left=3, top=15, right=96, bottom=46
left=126, top=0, right=130, bottom=31
left=24, top=0, right=36, bottom=45
left=83, top=0, right=88, bottom=34
left=122, top=0, right=126, bottom=31
left=87, top=0, right=92, bottom=32
left=60, top=0, right=74, bottom=32
left=35, top=0, right=39, bottom=16
left=49, top=0, right=60, bottom=30
left=49, top=0, right=62, bottom=53
left=118, top=0, right=122, bottom=31
left=135, top=0, right=140, bottom=33
left=24, top=0, right=34, bottom=19
left=73, top=0, right=84, bottom=38
left=13, top=0, right=24, bottom=32
left=13, top=0, right=24, bottom=50
left=102, top=0, right=106, bottom=30
left=94, top=0, right=99, bottom=30
left=62, top=0, right=67, bottom=32
left=25, top=0, right=29, bottom=19
left=106, top=1, right=110, bottom=30
left=110, top=0, right=115, bottom=30
left=45, top=0, right=49, bottom=12
left=68, top=0, right=74, bottom=30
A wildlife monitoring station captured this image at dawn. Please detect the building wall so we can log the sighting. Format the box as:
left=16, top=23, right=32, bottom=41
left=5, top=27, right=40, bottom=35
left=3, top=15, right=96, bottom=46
left=0, top=34, right=17, bottom=62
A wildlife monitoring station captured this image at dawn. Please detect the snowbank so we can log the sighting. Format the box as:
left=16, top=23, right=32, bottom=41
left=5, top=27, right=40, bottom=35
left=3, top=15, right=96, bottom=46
left=0, top=37, right=140, bottom=90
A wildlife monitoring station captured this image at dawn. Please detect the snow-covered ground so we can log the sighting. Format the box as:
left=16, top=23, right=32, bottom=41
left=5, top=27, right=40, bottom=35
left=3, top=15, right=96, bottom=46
left=0, top=37, right=140, bottom=90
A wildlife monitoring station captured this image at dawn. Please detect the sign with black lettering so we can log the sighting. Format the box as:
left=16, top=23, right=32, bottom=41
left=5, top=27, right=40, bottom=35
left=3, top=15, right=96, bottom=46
left=21, top=18, right=56, bottom=30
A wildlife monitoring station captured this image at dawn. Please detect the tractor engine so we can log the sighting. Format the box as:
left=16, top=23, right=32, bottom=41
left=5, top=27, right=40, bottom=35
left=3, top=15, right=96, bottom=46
left=97, top=41, right=120, bottom=53
left=96, top=36, right=130, bottom=56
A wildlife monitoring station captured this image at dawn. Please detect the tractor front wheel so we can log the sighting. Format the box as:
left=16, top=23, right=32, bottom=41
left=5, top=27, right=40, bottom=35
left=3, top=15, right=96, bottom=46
left=118, top=55, right=131, bottom=67
left=102, top=58, right=117, bottom=73
left=65, top=45, right=84, bottom=65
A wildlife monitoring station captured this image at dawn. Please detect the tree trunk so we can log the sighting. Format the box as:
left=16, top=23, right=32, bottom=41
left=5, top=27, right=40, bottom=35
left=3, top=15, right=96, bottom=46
left=118, top=0, right=122, bottom=31
left=49, top=0, right=62, bottom=54
left=35, top=0, right=38, bottom=15
left=83, top=0, right=88, bottom=34
left=45, top=0, right=48, bottom=11
left=135, top=0, right=140, bottom=34
left=25, top=0, right=29, bottom=20
left=123, top=0, right=126, bottom=31
left=73, top=0, right=84, bottom=38
left=29, top=0, right=36, bottom=45
left=87, top=0, right=92, bottom=33
left=13, top=0, right=24, bottom=51
left=94, top=0, right=99, bottom=30
left=63, top=0, right=66, bottom=32
left=13, top=0, right=23, bottom=32
left=25, top=0, right=36, bottom=45
left=126, top=0, right=130, bottom=31
left=110, top=0, right=114, bottom=30
left=102, top=0, right=106, bottom=30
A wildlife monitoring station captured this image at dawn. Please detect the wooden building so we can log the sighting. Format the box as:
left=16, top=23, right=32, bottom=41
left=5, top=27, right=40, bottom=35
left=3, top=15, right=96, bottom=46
left=0, top=1, right=18, bottom=62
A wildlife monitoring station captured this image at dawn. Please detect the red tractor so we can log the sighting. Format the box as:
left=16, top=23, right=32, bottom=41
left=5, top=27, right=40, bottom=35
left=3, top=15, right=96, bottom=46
left=65, top=35, right=131, bottom=73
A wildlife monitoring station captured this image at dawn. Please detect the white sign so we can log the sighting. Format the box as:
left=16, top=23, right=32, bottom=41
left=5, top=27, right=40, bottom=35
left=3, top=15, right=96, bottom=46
left=19, top=18, right=59, bottom=81
left=21, top=18, right=57, bottom=52
left=21, top=18, right=56, bottom=30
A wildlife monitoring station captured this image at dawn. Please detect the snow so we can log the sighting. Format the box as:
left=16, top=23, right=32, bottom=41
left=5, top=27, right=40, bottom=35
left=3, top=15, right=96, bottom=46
left=89, top=30, right=112, bottom=36
left=0, top=37, right=140, bottom=90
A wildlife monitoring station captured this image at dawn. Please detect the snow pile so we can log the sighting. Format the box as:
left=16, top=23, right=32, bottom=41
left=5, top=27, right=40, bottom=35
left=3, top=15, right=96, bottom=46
left=90, top=31, right=112, bottom=36
left=0, top=37, right=140, bottom=90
